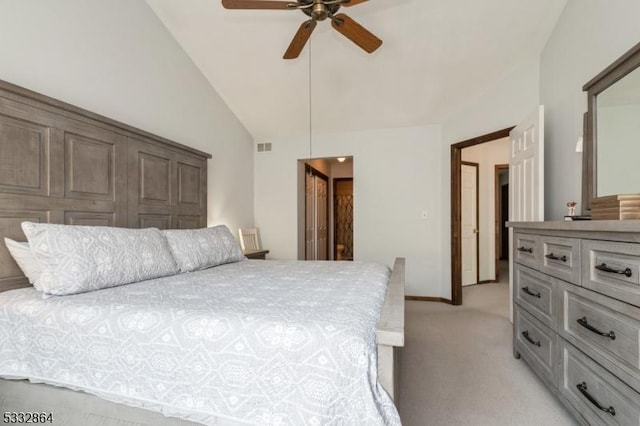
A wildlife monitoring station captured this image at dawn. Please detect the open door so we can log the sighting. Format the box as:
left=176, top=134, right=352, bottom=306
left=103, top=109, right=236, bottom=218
left=509, top=105, right=545, bottom=321
left=461, top=162, right=479, bottom=286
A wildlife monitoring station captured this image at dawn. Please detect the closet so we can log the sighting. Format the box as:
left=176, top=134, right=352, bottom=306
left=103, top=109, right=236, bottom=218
left=305, top=165, right=328, bottom=260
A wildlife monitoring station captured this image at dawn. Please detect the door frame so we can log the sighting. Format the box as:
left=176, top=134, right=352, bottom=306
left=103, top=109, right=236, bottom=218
left=494, top=164, right=509, bottom=282
left=461, top=161, right=480, bottom=286
left=333, top=177, right=354, bottom=260
left=450, top=126, right=514, bottom=305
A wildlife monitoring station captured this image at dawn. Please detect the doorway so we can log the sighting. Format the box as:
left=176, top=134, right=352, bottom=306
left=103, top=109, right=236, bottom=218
left=334, top=178, right=354, bottom=261
left=494, top=164, right=510, bottom=283
left=297, top=157, right=354, bottom=261
left=451, top=127, right=514, bottom=305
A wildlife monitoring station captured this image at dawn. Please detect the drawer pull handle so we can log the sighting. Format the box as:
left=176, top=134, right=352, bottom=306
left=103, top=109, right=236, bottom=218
left=576, top=382, right=616, bottom=416
left=595, top=263, right=632, bottom=278
left=545, top=253, right=567, bottom=262
left=577, top=317, right=616, bottom=340
left=521, top=286, right=541, bottom=298
left=521, top=330, right=541, bottom=347
left=517, top=247, right=533, bottom=253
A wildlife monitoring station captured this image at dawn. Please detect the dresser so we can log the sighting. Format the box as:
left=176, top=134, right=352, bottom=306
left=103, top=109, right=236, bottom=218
left=509, top=221, right=640, bottom=425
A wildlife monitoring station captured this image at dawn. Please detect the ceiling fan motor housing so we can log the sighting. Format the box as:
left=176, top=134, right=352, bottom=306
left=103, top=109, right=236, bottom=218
left=302, top=0, right=341, bottom=22
left=312, top=3, right=328, bottom=20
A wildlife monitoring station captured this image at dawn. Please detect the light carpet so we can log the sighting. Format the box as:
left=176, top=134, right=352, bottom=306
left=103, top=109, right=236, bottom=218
left=397, top=279, right=577, bottom=425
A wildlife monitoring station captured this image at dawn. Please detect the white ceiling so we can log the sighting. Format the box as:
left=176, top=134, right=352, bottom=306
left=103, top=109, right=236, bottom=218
left=147, top=0, right=567, bottom=142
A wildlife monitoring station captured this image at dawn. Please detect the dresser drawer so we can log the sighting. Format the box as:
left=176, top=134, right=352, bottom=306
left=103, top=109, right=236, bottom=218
left=559, top=341, right=640, bottom=426
left=541, top=235, right=581, bottom=285
left=514, top=233, right=541, bottom=269
left=514, top=305, right=558, bottom=386
left=582, top=240, right=640, bottom=308
left=514, top=264, right=557, bottom=330
left=558, top=281, right=640, bottom=393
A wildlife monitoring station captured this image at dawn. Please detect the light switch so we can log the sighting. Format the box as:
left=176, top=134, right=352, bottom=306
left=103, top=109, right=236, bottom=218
left=421, top=210, right=428, bottom=220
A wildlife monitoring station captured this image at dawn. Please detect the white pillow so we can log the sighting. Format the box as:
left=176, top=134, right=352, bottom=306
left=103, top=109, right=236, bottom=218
left=22, top=222, right=180, bottom=296
left=4, top=238, right=43, bottom=290
left=162, top=225, right=246, bottom=273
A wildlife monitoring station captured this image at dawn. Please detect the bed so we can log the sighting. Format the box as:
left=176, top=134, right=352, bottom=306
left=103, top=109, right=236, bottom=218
left=0, top=80, right=405, bottom=425
left=0, top=257, right=404, bottom=425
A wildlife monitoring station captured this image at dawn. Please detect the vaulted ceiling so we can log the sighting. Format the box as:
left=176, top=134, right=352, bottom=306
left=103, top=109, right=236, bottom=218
left=147, top=0, right=567, bottom=141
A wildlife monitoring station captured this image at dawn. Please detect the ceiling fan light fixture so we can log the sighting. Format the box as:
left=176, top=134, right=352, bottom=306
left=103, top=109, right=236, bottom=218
left=221, top=0, right=381, bottom=59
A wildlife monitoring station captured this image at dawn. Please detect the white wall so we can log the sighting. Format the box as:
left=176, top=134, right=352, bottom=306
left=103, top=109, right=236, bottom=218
left=0, top=0, right=254, bottom=233
left=443, top=57, right=541, bottom=144
left=462, top=137, right=510, bottom=282
left=255, top=125, right=443, bottom=297
left=332, top=160, right=354, bottom=179
left=540, top=0, right=640, bottom=218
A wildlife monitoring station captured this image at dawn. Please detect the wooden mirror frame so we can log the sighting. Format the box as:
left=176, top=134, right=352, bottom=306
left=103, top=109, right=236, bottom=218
left=582, top=40, right=640, bottom=213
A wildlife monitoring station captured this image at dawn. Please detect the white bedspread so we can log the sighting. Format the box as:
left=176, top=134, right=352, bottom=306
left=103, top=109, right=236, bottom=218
left=0, top=260, right=400, bottom=425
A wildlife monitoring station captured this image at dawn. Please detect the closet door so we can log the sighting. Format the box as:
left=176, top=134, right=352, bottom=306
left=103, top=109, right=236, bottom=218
left=304, top=166, right=328, bottom=261
left=315, top=176, right=328, bottom=260
left=305, top=171, right=315, bottom=260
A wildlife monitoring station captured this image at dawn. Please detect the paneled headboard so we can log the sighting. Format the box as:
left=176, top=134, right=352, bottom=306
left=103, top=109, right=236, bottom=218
left=0, top=79, right=211, bottom=292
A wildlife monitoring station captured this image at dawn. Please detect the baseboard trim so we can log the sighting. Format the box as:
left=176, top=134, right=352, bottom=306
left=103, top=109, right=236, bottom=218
left=405, top=296, right=453, bottom=304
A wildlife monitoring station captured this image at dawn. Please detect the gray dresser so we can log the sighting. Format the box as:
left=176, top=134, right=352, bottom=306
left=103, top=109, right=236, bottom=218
left=509, top=221, right=640, bottom=425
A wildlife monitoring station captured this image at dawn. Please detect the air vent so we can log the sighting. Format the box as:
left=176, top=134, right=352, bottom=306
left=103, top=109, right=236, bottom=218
left=257, top=143, right=272, bottom=152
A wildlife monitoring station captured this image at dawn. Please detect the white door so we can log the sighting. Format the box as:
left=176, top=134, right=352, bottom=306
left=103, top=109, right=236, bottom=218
left=509, top=105, right=545, bottom=320
left=461, top=163, right=478, bottom=286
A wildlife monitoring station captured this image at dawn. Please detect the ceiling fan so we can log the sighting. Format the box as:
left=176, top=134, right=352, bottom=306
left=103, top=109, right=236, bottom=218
left=221, top=0, right=382, bottom=59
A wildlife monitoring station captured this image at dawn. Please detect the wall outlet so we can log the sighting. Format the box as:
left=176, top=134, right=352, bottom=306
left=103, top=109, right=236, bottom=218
left=421, top=210, right=428, bottom=219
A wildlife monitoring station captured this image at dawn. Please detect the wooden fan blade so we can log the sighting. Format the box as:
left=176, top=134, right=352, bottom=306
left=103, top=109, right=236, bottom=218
left=284, top=20, right=317, bottom=59
left=331, top=13, right=382, bottom=54
left=342, top=0, right=369, bottom=7
left=221, top=0, right=293, bottom=10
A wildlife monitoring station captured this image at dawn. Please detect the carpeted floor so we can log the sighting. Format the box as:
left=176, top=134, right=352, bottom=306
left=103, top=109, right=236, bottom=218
left=397, top=262, right=577, bottom=425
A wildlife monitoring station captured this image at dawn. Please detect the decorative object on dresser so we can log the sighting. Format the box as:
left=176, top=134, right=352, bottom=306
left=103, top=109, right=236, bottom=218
left=591, top=194, right=640, bottom=220
left=509, top=221, right=640, bottom=425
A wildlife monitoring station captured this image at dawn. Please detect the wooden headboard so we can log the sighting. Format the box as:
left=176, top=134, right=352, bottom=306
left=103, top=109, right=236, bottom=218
left=0, top=80, right=211, bottom=292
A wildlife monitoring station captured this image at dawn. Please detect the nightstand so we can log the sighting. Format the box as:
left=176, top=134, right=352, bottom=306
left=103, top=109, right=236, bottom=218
left=243, top=249, right=269, bottom=260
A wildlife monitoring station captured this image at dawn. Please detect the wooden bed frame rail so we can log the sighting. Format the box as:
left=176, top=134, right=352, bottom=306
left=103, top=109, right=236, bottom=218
left=376, top=257, right=405, bottom=401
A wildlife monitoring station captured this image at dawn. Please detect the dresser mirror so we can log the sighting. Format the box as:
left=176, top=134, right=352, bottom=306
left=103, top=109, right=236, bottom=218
left=582, top=40, right=640, bottom=212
